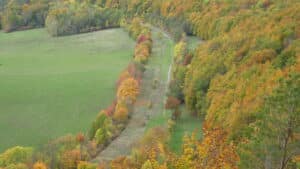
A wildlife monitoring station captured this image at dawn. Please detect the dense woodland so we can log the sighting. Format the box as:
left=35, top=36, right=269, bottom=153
left=0, top=0, right=299, bottom=169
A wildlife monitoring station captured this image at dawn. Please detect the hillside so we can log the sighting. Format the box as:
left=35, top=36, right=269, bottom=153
left=0, top=0, right=299, bottom=169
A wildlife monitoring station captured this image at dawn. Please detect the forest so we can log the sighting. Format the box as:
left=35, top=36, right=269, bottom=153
left=0, top=0, right=299, bottom=169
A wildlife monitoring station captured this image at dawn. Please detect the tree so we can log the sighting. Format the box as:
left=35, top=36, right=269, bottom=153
left=60, top=149, right=81, bottom=169
left=77, top=161, right=97, bottom=169
left=165, top=96, right=180, bottom=110
left=0, top=146, right=33, bottom=168
left=1, top=2, right=22, bottom=32
left=117, top=78, right=139, bottom=103
left=33, top=162, right=47, bottom=169
left=76, top=133, right=85, bottom=159
left=95, top=128, right=108, bottom=145
left=5, top=163, right=29, bottom=169
left=141, top=160, right=153, bottom=169
left=113, top=101, right=129, bottom=122
left=240, top=73, right=300, bottom=169
left=89, top=111, right=112, bottom=145
left=89, top=111, right=108, bottom=140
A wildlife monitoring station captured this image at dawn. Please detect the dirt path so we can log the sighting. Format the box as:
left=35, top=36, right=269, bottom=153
left=91, top=28, right=174, bottom=164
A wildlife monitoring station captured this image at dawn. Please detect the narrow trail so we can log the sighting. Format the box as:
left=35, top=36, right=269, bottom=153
left=149, top=26, right=174, bottom=86
left=92, top=28, right=174, bottom=164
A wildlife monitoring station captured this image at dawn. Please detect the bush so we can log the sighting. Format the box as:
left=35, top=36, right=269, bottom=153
left=165, top=96, right=181, bottom=110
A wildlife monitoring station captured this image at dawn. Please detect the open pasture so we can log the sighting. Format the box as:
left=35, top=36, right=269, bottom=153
left=0, top=28, right=135, bottom=152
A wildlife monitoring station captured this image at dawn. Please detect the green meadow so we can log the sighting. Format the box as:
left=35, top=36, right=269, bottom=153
left=0, top=28, right=135, bottom=152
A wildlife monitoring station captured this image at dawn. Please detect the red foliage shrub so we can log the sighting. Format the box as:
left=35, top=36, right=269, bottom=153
left=165, top=96, right=181, bottom=109
left=137, top=34, right=148, bottom=44
left=76, top=133, right=85, bottom=144
left=183, top=53, right=193, bottom=65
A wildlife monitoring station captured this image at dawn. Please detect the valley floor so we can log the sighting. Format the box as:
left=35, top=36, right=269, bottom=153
left=92, top=26, right=174, bottom=163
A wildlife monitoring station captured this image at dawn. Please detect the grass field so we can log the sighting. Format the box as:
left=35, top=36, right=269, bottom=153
left=0, top=28, right=135, bottom=152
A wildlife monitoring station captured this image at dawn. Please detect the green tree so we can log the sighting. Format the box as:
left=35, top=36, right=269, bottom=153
left=88, top=111, right=108, bottom=140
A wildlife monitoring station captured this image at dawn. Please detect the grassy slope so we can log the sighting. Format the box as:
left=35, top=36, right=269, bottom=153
left=146, top=35, right=203, bottom=153
left=0, top=28, right=135, bottom=152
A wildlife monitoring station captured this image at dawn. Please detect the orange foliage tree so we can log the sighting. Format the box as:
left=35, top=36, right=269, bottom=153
left=60, top=149, right=81, bottom=169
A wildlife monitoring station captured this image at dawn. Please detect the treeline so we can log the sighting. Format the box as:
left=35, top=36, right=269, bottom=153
left=1, top=0, right=49, bottom=32
left=88, top=18, right=152, bottom=149
left=0, top=0, right=123, bottom=35
left=45, top=1, right=121, bottom=36
left=0, top=0, right=193, bottom=39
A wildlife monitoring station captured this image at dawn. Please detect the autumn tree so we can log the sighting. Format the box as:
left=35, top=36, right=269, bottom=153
left=0, top=146, right=33, bottom=168
left=240, top=73, right=300, bottom=169
left=33, top=162, right=47, bottom=169
left=165, top=96, right=181, bottom=120
left=77, top=161, right=97, bottom=169
left=198, top=128, right=239, bottom=169
left=89, top=111, right=112, bottom=140
left=76, top=133, right=85, bottom=159
left=113, top=101, right=129, bottom=122
left=60, top=149, right=81, bottom=169
left=117, top=78, right=139, bottom=103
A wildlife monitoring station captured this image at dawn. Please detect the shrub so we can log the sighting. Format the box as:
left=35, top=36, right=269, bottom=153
left=165, top=96, right=181, bottom=110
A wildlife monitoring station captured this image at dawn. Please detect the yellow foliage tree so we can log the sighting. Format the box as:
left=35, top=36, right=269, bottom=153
left=33, top=162, right=47, bottom=169
left=117, top=78, right=139, bottom=103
